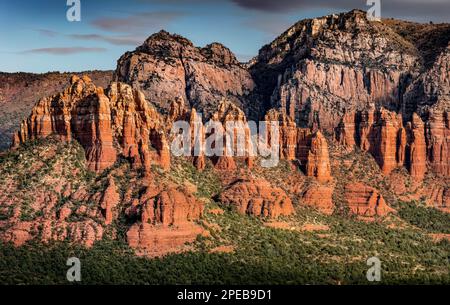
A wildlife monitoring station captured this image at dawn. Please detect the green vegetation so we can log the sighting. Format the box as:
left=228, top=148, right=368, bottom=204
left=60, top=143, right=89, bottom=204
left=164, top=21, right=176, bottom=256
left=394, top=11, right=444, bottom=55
left=397, top=201, right=450, bottom=234
left=166, top=157, right=222, bottom=199
left=0, top=204, right=449, bottom=285
left=0, top=138, right=449, bottom=285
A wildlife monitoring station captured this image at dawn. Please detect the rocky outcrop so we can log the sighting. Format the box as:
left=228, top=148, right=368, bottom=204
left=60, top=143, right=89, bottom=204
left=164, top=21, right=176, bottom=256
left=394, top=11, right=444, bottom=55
left=344, top=183, right=395, bottom=218
left=0, top=71, right=112, bottom=150
left=4, top=11, right=450, bottom=257
left=336, top=108, right=429, bottom=180
left=220, top=178, right=295, bottom=218
left=369, top=109, right=405, bottom=175
left=13, top=76, right=117, bottom=171
left=301, top=185, right=334, bottom=215
left=426, top=185, right=450, bottom=212
left=126, top=184, right=205, bottom=256
left=250, top=10, right=420, bottom=132
left=126, top=224, right=204, bottom=257
left=306, top=131, right=332, bottom=183
left=264, top=109, right=298, bottom=160
left=108, top=82, right=169, bottom=171
left=140, top=185, right=204, bottom=226
left=210, top=100, right=246, bottom=171
left=250, top=10, right=449, bottom=181
left=404, top=43, right=450, bottom=119
left=100, top=177, right=121, bottom=225
left=13, top=78, right=170, bottom=173
left=114, top=31, right=254, bottom=118
left=264, top=109, right=331, bottom=181
left=406, top=114, right=427, bottom=180
left=403, top=43, right=449, bottom=178
left=427, top=109, right=449, bottom=177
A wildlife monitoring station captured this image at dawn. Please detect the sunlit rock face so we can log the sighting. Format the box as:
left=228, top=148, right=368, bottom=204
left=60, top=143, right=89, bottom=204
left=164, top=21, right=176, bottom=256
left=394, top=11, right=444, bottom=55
left=250, top=10, right=420, bottom=132
left=114, top=30, right=255, bottom=118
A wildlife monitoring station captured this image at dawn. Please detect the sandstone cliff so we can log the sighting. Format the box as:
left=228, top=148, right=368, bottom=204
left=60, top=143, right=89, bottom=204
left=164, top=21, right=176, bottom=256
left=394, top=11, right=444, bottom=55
left=114, top=30, right=254, bottom=118
left=250, top=10, right=420, bottom=131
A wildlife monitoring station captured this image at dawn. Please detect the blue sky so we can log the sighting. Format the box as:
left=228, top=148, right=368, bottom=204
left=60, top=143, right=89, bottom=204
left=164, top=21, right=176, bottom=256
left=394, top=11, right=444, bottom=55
left=0, top=0, right=449, bottom=73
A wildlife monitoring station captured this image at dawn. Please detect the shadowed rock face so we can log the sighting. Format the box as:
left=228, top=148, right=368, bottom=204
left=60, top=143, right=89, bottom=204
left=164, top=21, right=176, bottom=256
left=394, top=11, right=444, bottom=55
left=114, top=30, right=255, bottom=118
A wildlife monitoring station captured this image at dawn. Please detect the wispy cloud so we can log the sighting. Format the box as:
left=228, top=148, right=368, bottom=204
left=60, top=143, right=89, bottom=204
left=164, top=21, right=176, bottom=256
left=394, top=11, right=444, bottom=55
left=36, top=29, right=58, bottom=37
left=230, top=0, right=450, bottom=21
left=91, top=11, right=185, bottom=33
left=20, top=47, right=107, bottom=55
left=68, top=34, right=144, bottom=46
left=34, top=29, right=144, bottom=47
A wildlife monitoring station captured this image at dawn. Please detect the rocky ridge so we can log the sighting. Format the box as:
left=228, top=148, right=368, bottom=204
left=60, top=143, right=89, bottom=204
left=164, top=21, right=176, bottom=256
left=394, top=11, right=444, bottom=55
left=114, top=30, right=255, bottom=118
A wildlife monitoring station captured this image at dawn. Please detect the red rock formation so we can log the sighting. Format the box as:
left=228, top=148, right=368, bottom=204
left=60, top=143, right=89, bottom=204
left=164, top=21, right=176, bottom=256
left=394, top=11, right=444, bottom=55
left=250, top=9, right=449, bottom=182
left=220, top=178, right=295, bottom=218
left=262, top=109, right=333, bottom=182
left=306, top=131, right=332, bottom=183
left=108, top=82, right=169, bottom=171
left=5, top=13, right=449, bottom=256
left=127, top=224, right=204, bottom=257
left=403, top=43, right=449, bottom=178
left=126, top=184, right=205, bottom=256
left=114, top=31, right=254, bottom=118
left=336, top=108, right=431, bottom=180
left=251, top=10, right=419, bottom=133
left=426, top=185, right=450, bottom=212
left=336, top=112, right=357, bottom=148
left=265, top=109, right=297, bottom=160
left=13, top=77, right=114, bottom=170
left=406, top=114, right=427, bottom=180
left=72, top=86, right=117, bottom=172
left=0, top=71, right=112, bottom=150
left=13, top=76, right=117, bottom=171
left=397, top=127, right=407, bottom=166
left=427, top=109, right=449, bottom=177
left=301, top=185, right=334, bottom=215
left=13, top=78, right=172, bottom=173
left=141, top=186, right=204, bottom=226
left=358, top=108, right=376, bottom=152
left=189, top=108, right=206, bottom=171
left=344, top=183, right=395, bottom=218
left=209, top=100, right=247, bottom=171
left=100, top=177, right=121, bottom=225
left=370, top=109, right=404, bottom=175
